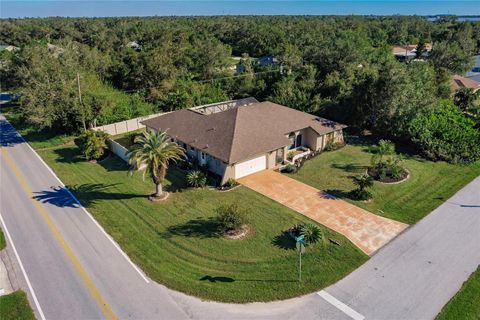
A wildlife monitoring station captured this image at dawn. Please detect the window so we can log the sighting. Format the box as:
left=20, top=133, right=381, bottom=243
left=201, top=152, right=205, bottom=160
left=190, top=146, right=195, bottom=151
left=183, top=143, right=187, bottom=149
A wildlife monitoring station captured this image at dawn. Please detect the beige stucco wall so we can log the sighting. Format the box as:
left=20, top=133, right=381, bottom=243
left=266, top=150, right=277, bottom=169
left=334, top=130, right=345, bottom=144
left=221, top=164, right=236, bottom=185
left=302, top=128, right=319, bottom=150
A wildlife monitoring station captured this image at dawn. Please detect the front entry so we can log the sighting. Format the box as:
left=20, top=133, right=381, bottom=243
left=275, top=148, right=284, bottom=165
left=296, top=134, right=303, bottom=148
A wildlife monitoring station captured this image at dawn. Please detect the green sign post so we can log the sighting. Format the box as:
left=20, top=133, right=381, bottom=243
left=295, top=235, right=306, bottom=282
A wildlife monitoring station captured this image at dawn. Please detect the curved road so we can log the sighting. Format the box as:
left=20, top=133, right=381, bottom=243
left=1, top=117, right=479, bottom=320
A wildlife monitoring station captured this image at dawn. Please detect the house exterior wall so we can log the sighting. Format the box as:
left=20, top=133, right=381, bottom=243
left=334, top=130, right=345, bottom=144
left=267, top=150, right=277, bottom=168
left=302, top=127, right=319, bottom=150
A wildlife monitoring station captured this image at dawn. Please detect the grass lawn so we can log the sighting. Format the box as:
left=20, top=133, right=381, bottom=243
left=33, top=144, right=368, bottom=302
left=436, top=267, right=480, bottom=320
left=287, top=137, right=480, bottom=224
left=0, top=291, right=36, bottom=320
left=111, top=129, right=144, bottom=149
left=0, top=225, right=5, bottom=250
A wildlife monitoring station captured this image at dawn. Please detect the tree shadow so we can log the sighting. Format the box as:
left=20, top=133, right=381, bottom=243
left=323, top=189, right=355, bottom=200
left=97, top=154, right=130, bottom=172
left=0, top=119, right=24, bottom=147
left=271, top=231, right=296, bottom=250
left=33, top=183, right=145, bottom=208
left=200, top=275, right=235, bottom=283
left=163, top=217, right=221, bottom=238
left=331, top=163, right=368, bottom=173
left=53, top=147, right=84, bottom=164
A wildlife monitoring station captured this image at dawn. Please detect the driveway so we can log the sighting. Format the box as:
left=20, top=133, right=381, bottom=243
left=238, top=170, right=408, bottom=255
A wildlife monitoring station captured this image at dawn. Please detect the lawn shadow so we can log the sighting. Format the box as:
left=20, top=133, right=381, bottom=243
left=200, top=275, right=297, bottom=283
left=271, top=231, right=296, bottom=250
left=33, top=183, right=145, bottom=208
left=164, top=217, right=221, bottom=238
left=331, top=163, right=368, bottom=173
left=53, top=147, right=84, bottom=164
left=323, top=189, right=355, bottom=200
left=200, top=275, right=235, bottom=283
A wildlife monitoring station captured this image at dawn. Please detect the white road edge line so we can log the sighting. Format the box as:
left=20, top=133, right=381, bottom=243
left=0, top=211, right=47, bottom=320
left=3, top=118, right=150, bottom=284
left=317, top=290, right=365, bottom=320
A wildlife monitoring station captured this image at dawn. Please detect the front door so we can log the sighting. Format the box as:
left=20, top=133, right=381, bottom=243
left=296, top=134, right=303, bottom=148
left=276, top=148, right=284, bottom=165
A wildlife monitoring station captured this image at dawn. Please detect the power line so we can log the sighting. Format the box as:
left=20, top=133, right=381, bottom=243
left=121, top=67, right=282, bottom=93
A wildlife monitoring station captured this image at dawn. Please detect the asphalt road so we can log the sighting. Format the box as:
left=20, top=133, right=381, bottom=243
left=1, top=116, right=479, bottom=320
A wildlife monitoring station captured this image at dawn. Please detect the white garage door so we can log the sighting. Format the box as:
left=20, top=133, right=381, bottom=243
left=235, top=155, right=266, bottom=179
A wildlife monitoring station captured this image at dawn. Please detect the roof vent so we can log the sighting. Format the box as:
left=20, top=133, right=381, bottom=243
left=206, top=127, right=215, bottom=132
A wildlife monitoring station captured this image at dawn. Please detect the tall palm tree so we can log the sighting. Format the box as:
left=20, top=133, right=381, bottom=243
left=127, top=130, right=185, bottom=199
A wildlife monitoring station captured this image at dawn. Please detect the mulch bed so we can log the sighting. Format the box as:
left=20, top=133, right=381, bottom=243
left=367, top=167, right=409, bottom=184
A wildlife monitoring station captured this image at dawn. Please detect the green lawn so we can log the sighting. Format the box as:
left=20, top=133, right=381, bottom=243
left=436, top=267, right=480, bottom=320
left=34, top=144, right=368, bottom=302
left=0, top=291, right=36, bottom=320
left=287, top=137, right=480, bottom=224
left=0, top=225, right=5, bottom=250
left=1, top=104, right=74, bottom=150
left=111, top=129, right=144, bottom=149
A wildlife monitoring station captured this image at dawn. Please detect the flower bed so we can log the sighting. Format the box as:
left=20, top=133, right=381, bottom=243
left=367, top=166, right=409, bottom=183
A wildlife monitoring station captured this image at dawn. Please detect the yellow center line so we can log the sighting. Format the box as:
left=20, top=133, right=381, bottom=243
left=1, top=147, right=118, bottom=320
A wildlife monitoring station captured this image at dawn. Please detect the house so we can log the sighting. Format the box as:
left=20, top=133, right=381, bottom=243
left=256, top=55, right=278, bottom=67
left=392, top=43, right=432, bottom=62
left=450, top=75, right=480, bottom=93
left=142, top=98, right=346, bottom=184
left=0, top=44, right=19, bottom=52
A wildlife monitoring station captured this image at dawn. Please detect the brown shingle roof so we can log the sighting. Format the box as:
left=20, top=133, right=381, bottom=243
left=450, top=75, right=480, bottom=91
left=141, top=101, right=346, bottom=164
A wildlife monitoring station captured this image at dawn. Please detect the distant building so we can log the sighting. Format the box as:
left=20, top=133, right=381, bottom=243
left=392, top=43, right=432, bottom=62
left=126, top=41, right=142, bottom=51
left=256, top=55, right=278, bottom=67
left=450, top=75, right=480, bottom=93
left=0, top=44, right=19, bottom=52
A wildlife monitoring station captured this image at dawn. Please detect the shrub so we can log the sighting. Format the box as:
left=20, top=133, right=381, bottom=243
left=352, top=174, right=374, bottom=200
left=216, top=203, right=247, bottom=232
left=409, top=101, right=480, bottom=163
left=284, top=163, right=297, bottom=173
left=75, top=129, right=109, bottom=160
left=225, top=178, right=238, bottom=188
left=287, top=151, right=295, bottom=161
left=324, top=142, right=344, bottom=151
left=300, top=224, right=322, bottom=245
left=186, top=170, right=207, bottom=188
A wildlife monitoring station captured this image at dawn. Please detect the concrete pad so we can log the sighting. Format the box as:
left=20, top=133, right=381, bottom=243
left=238, top=170, right=408, bottom=255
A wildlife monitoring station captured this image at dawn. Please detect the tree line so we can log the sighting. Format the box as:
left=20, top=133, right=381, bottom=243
left=0, top=15, right=479, bottom=162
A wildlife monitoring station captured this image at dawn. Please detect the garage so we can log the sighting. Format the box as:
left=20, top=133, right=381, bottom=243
left=234, top=155, right=266, bottom=179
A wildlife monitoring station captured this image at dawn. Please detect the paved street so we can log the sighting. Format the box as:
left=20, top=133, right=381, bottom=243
left=1, top=116, right=479, bottom=320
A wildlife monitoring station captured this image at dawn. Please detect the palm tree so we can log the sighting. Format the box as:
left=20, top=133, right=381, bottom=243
left=127, top=130, right=185, bottom=199
left=352, top=174, right=374, bottom=192
left=371, top=139, right=395, bottom=167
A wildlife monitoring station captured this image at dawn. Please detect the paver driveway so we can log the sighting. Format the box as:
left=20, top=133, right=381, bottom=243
left=238, top=170, right=408, bottom=255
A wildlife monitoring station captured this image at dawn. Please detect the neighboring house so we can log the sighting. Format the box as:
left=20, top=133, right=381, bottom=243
left=126, top=41, right=142, bottom=51
left=142, top=98, right=346, bottom=184
left=0, top=44, right=19, bottom=52
left=393, top=43, right=432, bottom=62
left=256, top=55, right=278, bottom=67
left=450, top=75, right=480, bottom=93
left=466, top=55, right=480, bottom=82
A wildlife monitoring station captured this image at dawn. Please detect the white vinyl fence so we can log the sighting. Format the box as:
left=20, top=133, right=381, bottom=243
left=92, top=112, right=166, bottom=135
left=108, top=139, right=129, bottom=162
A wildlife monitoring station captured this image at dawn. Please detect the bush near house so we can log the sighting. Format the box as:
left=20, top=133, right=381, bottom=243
left=186, top=170, right=208, bottom=188
left=75, top=129, right=109, bottom=161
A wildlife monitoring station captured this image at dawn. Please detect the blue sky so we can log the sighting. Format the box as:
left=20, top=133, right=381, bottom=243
left=2, top=1, right=480, bottom=18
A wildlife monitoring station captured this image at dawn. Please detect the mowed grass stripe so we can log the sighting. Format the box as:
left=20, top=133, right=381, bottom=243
left=37, top=145, right=367, bottom=302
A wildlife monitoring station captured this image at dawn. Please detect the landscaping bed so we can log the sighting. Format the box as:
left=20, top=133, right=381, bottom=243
left=367, top=167, right=409, bottom=183
left=285, top=137, right=480, bottom=224
left=34, top=143, right=368, bottom=303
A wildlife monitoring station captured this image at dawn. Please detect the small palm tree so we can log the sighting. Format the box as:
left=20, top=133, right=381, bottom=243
left=127, top=130, right=185, bottom=199
left=352, top=174, right=374, bottom=192
left=371, top=139, right=395, bottom=167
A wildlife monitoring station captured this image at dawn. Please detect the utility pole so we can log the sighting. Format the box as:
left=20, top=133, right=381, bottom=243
left=77, top=72, right=86, bottom=130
